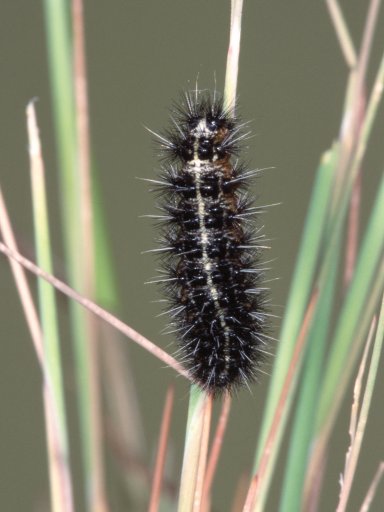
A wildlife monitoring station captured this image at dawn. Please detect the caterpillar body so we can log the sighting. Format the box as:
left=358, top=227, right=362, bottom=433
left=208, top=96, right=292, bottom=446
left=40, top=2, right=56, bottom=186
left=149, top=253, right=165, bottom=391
left=149, top=91, right=269, bottom=395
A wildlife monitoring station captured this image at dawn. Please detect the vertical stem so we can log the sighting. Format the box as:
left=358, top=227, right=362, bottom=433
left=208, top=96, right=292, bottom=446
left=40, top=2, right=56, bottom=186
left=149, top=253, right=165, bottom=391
left=224, top=0, right=244, bottom=110
left=71, top=0, right=107, bottom=510
left=27, top=101, right=74, bottom=512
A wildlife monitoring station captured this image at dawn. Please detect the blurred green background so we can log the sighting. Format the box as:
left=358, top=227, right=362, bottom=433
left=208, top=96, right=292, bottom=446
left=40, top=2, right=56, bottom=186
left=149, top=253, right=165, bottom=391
left=0, top=1, right=383, bottom=511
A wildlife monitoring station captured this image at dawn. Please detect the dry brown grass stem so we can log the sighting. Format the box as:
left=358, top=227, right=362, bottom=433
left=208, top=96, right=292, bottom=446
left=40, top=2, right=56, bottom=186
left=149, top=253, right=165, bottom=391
left=0, top=240, right=190, bottom=380
left=71, top=0, right=107, bottom=509
left=359, top=462, right=384, bottom=512
left=149, top=385, right=175, bottom=512
left=326, top=0, right=357, bottom=68
left=202, top=392, right=232, bottom=507
left=0, top=182, right=74, bottom=512
left=336, top=318, right=377, bottom=512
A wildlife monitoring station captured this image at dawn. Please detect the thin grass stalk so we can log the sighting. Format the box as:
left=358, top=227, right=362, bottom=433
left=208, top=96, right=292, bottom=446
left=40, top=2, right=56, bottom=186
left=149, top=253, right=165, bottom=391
left=279, top=242, right=339, bottom=511
left=0, top=188, right=74, bottom=512
left=356, top=0, right=382, bottom=91
left=42, top=0, right=77, bottom=256
left=307, top=48, right=384, bottom=433
left=359, top=463, right=384, bottom=512
left=41, top=0, right=98, bottom=506
left=246, top=290, right=318, bottom=511
left=0, top=240, right=188, bottom=378
left=316, top=169, right=384, bottom=433
left=328, top=44, right=384, bottom=263
left=274, top=38, right=384, bottom=509
left=149, top=385, right=175, bottom=512
left=71, top=0, right=109, bottom=509
left=336, top=315, right=378, bottom=512
left=27, top=100, right=68, bottom=454
left=0, top=187, right=44, bottom=362
left=254, top=37, right=382, bottom=495
left=264, top=18, right=380, bottom=500
left=90, top=173, right=145, bottom=495
left=193, top=397, right=212, bottom=512
left=42, top=387, right=73, bottom=512
left=27, top=101, right=74, bottom=512
left=335, top=0, right=381, bottom=200
left=224, top=0, right=244, bottom=111
left=331, top=1, right=380, bottom=214
left=251, top=146, right=337, bottom=510
left=178, top=387, right=211, bottom=512
left=303, top=194, right=384, bottom=509
left=202, top=393, right=232, bottom=504
left=303, top=172, right=384, bottom=507
left=337, top=294, right=384, bottom=512
left=326, top=0, right=357, bottom=68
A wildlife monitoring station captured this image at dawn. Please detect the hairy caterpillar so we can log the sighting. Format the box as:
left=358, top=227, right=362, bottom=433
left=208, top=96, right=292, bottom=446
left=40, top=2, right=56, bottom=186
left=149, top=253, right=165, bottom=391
left=148, top=91, right=269, bottom=395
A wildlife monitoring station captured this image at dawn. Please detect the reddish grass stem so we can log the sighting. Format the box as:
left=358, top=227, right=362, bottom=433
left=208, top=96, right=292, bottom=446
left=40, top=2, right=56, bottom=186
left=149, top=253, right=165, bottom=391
left=0, top=185, right=74, bottom=512
left=71, top=0, right=108, bottom=510
left=0, top=241, right=189, bottom=380
left=149, top=385, right=175, bottom=512
left=202, top=392, right=232, bottom=506
left=243, top=290, right=318, bottom=511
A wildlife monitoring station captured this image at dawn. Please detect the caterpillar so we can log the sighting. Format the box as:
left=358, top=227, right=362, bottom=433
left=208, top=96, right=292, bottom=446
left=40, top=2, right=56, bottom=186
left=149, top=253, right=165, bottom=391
left=148, top=91, right=269, bottom=395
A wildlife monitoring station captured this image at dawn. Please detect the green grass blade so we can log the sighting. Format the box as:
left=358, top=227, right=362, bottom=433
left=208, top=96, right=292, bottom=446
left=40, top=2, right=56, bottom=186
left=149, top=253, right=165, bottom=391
left=178, top=386, right=210, bottom=511
left=279, top=240, right=339, bottom=511
left=252, top=145, right=336, bottom=466
left=92, top=174, right=118, bottom=306
left=42, top=0, right=95, bottom=507
left=27, top=102, right=73, bottom=512
left=28, top=102, right=68, bottom=440
left=316, top=170, right=384, bottom=433
left=42, top=0, right=77, bottom=254
left=250, top=147, right=336, bottom=510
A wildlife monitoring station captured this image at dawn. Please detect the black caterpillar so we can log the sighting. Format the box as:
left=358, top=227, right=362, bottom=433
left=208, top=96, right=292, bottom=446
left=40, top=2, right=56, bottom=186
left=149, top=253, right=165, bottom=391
left=149, top=91, right=269, bottom=395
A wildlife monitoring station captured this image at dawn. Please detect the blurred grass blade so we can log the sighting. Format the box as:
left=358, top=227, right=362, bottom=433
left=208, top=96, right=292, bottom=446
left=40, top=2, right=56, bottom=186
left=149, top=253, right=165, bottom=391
left=326, top=0, right=357, bottom=68
left=359, top=462, right=384, bottom=512
left=92, top=174, right=118, bottom=305
left=249, top=290, right=318, bottom=511
left=71, top=0, right=110, bottom=509
left=336, top=311, right=380, bottom=512
left=149, top=386, right=174, bottom=512
left=279, top=238, right=339, bottom=511
left=27, top=101, right=74, bottom=512
left=255, top=41, right=384, bottom=510
left=42, top=0, right=99, bottom=509
left=0, top=187, right=74, bottom=512
left=178, top=387, right=211, bottom=512
left=251, top=146, right=337, bottom=510
left=303, top=171, right=384, bottom=507
left=42, top=0, right=77, bottom=247
left=316, top=170, right=384, bottom=433
left=202, top=393, right=232, bottom=503
left=27, top=101, right=67, bottom=439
